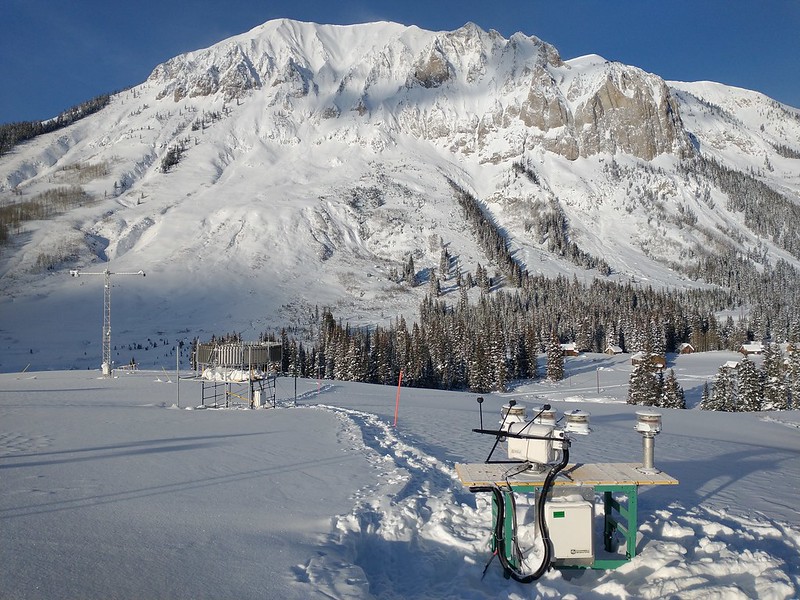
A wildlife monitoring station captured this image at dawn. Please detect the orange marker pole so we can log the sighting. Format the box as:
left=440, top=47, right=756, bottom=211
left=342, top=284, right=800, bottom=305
left=394, top=369, right=404, bottom=428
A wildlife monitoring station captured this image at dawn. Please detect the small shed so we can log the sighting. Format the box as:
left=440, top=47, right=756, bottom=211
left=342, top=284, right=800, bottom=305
left=739, top=342, right=764, bottom=356
left=560, top=342, right=579, bottom=357
left=678, top=343, right=695, bottom=354
left=631, top=352, right=666, bottom=370
left=605, top=345, right=623, bottom=355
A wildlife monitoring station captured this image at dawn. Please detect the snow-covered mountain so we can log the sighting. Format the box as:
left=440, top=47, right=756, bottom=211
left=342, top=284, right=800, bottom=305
left=1, top=19, right=800, bottom=371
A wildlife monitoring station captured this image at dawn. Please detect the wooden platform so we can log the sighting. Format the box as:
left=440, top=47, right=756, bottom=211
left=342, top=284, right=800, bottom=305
left=455, top=462, right=679, bottom=488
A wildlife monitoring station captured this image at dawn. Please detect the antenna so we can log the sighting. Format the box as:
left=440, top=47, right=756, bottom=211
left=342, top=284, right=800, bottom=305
left=483, top=399, right=516, bottom=463
left=516, top=404, right=552, bottom=435
left=70, top=268, right=146, bottom=377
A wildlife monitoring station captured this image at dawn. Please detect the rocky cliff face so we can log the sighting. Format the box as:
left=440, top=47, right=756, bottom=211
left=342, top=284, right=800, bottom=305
left=145, top=20, right=692, bottom=162
left=571, top=64, right=688, bottom=159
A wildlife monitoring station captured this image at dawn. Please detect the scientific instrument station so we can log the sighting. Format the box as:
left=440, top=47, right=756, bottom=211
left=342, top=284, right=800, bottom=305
left=456, top=400, right=678, bottom=582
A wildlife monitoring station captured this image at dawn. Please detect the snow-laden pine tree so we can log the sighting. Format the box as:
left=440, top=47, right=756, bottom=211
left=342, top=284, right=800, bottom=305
left=280, top=328, right=290, bottom=373
left=708, top=365, right=737, bottom=411
left=762, top=343, right=788, bottom=410
left=510, top=335, right=526, bottom=380
left=288, top=339, right=299, bottom=377
left=372, top=326, right=393, bottom=385
left=468, top=339, right=491, bottom=393
left=489, top=320, right=508, bottom=392
left=394, top=316, right=410, bottom=379
left=628, top=360, right=661, bottom=406
left=606, top=324, right=619, bottom=352
left=475, top=263, right=489, bottom=293
left=699, top=381, right=712, bottom=409
left=628, top=361, right=648, bottom=405
left=737, top=356, right=762, bottom=411
left=661, top=369, right=686, bottom=409
left=407, top=322, right=433, bottom=387
left=787, top=344, right=800, bottom=409
left=546, top=333, right=564, bottom=381
left=648, top=318, right=666, bottom=356
left=439, top=248, right=450, bottom=280
left=524, top=324, right=539, bottom=379
left=576, top=317, right=593, bottom=352
left=403, top=255, right=416, bottom=286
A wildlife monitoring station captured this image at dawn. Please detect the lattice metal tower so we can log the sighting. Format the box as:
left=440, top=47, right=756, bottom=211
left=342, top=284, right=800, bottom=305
left=70, top=268, right=146, bottom=376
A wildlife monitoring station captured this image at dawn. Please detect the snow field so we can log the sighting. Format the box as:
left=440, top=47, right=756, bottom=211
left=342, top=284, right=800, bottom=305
left=1, top=363, right=799, bottom=599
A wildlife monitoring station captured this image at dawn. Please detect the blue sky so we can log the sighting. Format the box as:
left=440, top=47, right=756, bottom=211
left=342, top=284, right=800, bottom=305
left=1, top=0, right=799, bottom=123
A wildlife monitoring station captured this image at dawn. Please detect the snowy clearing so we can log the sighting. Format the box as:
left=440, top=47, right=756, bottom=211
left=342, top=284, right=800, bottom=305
left=2, top=355, right=799, bottom=599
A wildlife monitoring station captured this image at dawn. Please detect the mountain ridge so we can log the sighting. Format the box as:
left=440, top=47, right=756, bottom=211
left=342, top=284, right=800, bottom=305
left=1, top=19, right=799, bottom=371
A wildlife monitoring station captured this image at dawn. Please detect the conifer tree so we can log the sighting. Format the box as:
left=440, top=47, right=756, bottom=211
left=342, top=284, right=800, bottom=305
left=576, top=317, right=593, bottom=352
left=762, top=343, right=788, bottom=410
left=403, top=255, right=416, bottom=286
left=439, top=248, right=450, bottom=280
left=648, top=318, right=666, bottom=357
left=512, top=335, right=529, bottom=380
left=407, top=322, right=431, bottom=387
left=395, top=316, right=410, bottom=377
left=524, top=324, right=539, bottom=379
left=280, top=328, right=290, bottom=373
left=737, top=356, right=762, bottom=411
left=606, top=324, right=619, bottom=352
left=468, top=339, right=491, bottom=393
left=546, top=334, right=564, bottom=381
left=288, top=339, right=299, bottom=377
left=429, top=272, right=441, bottom=298
left=628, top=360, right=661, bottom=406
left=476, top=263, right=489, bottom=293
left=699, top=381, right=712, bottom=410
left=489, top=320, right=508, bottom=391
left=661, top=369, right=686, bottom=409
left=628, top=361, right=648, bottom=405
left=709, top=365, right=737, bottom=411
left=787, top=345, right=800, bottom=409
left=373, top=327, right=393, bottom=385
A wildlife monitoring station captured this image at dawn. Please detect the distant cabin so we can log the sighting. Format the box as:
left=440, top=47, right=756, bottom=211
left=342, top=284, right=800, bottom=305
left=722, top=360, right=740, bottom=370
left=560, top=342, right=579, bottom=357
left=678, top=343, right=695, bottom=354
left=604, top=345, right=623, bottom=355
left=739, top=342, right=764, bottom=356
left=631, top=351, right=666, bottom=370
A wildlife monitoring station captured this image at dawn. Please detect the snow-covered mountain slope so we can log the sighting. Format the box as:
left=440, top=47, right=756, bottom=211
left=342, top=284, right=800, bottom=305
left=1, top=20, right=799, bottom=371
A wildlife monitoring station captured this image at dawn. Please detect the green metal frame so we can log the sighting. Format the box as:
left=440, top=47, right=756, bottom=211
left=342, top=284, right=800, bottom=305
left=594, top=485, right=638, bottom=569
left=491, top=489, right=521, bottom=570
left=493, top=483, right=640, bottom=570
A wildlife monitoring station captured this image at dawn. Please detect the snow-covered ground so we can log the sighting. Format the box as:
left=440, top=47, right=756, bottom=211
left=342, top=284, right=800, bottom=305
left=2, top=352, right=799, bottom=599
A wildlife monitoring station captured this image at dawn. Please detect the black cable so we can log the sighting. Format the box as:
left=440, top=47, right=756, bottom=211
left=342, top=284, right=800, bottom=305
left=508, top=484, right=524, bottom=564
left=490, top=446, right=570, bottom=583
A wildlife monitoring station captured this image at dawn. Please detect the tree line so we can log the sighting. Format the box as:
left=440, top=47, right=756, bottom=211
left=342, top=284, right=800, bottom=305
left=0, top=93, right=111, bottom=156
left=0, top=186, right=90, bottom=247
left=679, top=155, right=800, bottom=260
left=268, top=169, right=800, bottom=398
left=700, top=343, right=800, bottom=411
